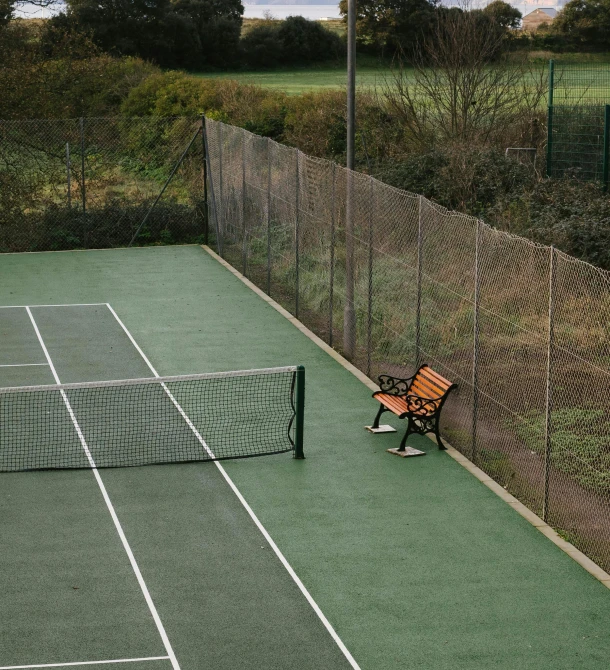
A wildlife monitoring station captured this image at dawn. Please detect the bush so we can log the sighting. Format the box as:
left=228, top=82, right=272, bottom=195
left=489, top=177, right=610, bottom=269
left=120, top=73, right=288, bottom=140
left=241, top=22, right=283, bottom=68
left=0, top=21, right=157, bottom=119
left=376, top=146, right=533, bottom=214
left=277, top=16, right=342, bottom=64
left=241, top=16, right=341, bottom=68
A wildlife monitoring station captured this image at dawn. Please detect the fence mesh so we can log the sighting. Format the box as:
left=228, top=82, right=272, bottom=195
left=3, top=115, right=610, bottom=574
left=205, top=118, right=610, bottom=574
left=0, top=117, right=206, bottom=252
left=548, top=63, right=610, bottom=181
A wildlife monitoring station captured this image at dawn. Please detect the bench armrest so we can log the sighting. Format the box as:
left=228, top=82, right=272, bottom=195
left=404, top=394, right=440, bottom=416
left=377, top=374, right=415, bottom=396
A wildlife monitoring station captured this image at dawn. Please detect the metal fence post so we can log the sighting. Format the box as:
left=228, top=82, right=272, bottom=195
left=201, top=117, right=208, bottom=245
left=543, top=245, right=556, bottom=522
left=415, top=196, right=424, bottom=369
left=79, top=117, right=87, bottom=248
left=267, top=138, right=272, bottom=296
left=66, top=142, right=71, bottom=209
left=602, top=105, right=610, bottom=191
left=329, top=163, right=336, bottom=348
left=295, top=150, right=300, bottom=319
left=344, top=169, right=356, bottom=360
left=218, top=123, right=224, bottom=256
left=367, top=177, right=374, bottom=378
left=472, top=220, right=482, bottom=462
left=546, top=60, right=555, bottom=178
left=241, top=132, right=247, bottom=275
left=202, top=118, right=221, bottom=254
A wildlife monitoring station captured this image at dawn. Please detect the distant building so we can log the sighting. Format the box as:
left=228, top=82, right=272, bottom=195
left=521, top=7, right=557, bottom=30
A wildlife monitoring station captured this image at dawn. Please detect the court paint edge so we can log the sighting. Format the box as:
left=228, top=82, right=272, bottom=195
left=0, top=304, right=108, bottom=309
left=0, top=656, right=170, bottom=669
left=24, top=308, right=182, bottom=670
left=200, top=244, right=610, bottom=591
left=104, top=303, right=362, bottom=670
left=0, top=244, right=199, bottom=258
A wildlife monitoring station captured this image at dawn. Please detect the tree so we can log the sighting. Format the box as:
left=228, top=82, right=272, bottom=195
left=382, top=8, right=547, bottom=146
left=277, top=16, right=341, bottom=64
left=482, top=0, right=522, bottom=30
left=0, top=0, right=14, bottom=28
left=552, top=0, right=610, bottom=50
left=242, top=15, right=341, bottom=68
left=241, top=21, right=283, bottom=68
left=338, top=0, right=439, bottom=54
left=53, top=0, right=243, bottom=68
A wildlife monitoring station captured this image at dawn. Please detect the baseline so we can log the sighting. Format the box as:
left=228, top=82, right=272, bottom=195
left=0, top=364, right=48, bottom=368
left=104, top=303, right=361, bottom=670
left=24, top=307, right=181, bottom=670
left=0, top=657, right=170, bottom=670
left=0, top=304, right=107, bottom=309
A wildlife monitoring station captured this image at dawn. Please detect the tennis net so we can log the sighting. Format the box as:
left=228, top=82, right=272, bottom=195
left=0, top=366, right=304, bottom=472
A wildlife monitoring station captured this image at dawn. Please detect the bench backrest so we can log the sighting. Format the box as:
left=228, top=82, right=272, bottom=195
left=409, top=365, right=454, bottom=401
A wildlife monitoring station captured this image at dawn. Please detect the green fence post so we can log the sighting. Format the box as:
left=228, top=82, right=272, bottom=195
left=294, top=366, right=305, bottom=459
left=546, top=60, right=554, bottom=178
left=602, top=105, right=610, bottom=191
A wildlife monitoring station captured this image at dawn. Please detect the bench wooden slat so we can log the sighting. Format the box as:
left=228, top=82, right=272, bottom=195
left=373, top=393, right=436, bottom=417
left=410, top=378, right=445, bottom=399
left=420, top=366, right=452, bottom=389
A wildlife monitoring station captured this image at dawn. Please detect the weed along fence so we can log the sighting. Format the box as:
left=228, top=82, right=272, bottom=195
left=205, top=119, right=610, bottom=572
left=2, top=116, right=610, bottom=572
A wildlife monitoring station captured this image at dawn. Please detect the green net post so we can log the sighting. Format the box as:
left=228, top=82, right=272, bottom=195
left=294, top=365, right=305, bottom=459
left=546, top=60, right=554, bottom=178
left=602, top=105, right=610, bottom=191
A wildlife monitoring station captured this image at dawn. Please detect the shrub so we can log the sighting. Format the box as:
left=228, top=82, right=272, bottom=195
left=241, top=22, right=283, bottom=68
left=241, top=15, right=341, bottom=68
left=277, top=16, right=342, bottom=64
left=0, top=20, right=157, bottom=119
left=489, top=177, right=610, bottom=269
left=120, top=73, right=288, bottom=140
left=376, top=145, right=532, bottom=214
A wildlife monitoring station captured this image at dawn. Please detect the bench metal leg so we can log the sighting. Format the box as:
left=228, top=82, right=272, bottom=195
left=372, top=403, right=387, bottom=429
left=434, top=420, right=447, bottom=450
left=398, top=417, right=416, bottom=451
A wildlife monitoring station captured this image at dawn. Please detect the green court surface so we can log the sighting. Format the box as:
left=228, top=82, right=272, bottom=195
left=1, top=244, right=609, bottom=670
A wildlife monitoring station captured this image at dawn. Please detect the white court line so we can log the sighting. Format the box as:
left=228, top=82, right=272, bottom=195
left=24, top=307, right=181, bottom=670
left=0, top=363, right=48, bottom=368
left=0, top=304, right=107, bottom=309
left=0, top=656, right=170, bottom=669
left=105, top=303, right=361, bottom=670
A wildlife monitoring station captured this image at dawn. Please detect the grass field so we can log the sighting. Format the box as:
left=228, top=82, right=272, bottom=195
left=191, top=62, right=392, bottom=95
left=191, top=55, right=610, bottom=96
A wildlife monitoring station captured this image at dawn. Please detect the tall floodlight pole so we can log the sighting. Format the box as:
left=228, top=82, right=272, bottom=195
left=344, top=0, right=357, bottom=360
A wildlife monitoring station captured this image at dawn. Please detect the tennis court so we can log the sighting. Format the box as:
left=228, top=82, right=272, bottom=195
left=1, top=244, right=609, bottom=670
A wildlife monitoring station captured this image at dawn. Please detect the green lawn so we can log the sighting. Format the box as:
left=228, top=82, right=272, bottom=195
left=190, top=56, right=610, bottom=97
left=190, top=64, right=396, bottom=95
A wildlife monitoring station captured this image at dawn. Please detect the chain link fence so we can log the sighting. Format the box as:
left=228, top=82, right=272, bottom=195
left=547, top=62, right=610, bottom=183
left=0, top=117, right=207, bottom=252
left=206, top=118, right=610, bottom=573
left=3, top=115, right=610, bottom=572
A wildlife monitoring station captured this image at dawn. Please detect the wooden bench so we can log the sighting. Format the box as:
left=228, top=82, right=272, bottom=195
left=371, top=365, right=457, bottom=452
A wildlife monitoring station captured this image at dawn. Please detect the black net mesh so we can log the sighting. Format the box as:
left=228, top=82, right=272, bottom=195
left=0, top=368, right=298, bottom=471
